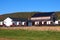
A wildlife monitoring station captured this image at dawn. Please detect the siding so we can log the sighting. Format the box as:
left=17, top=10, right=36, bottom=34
left=31, top=16, right=50, bottom=20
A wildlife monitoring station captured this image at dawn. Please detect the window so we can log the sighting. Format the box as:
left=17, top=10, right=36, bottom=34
left=54, top=21, right=59, bottom=24
left=46, top=21, right=51, bottom=24
left=22, top=22, right=25, bottom=25
left=35, top=21, right=39, bottom=25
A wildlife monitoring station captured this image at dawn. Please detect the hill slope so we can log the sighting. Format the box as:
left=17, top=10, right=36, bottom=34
left=0, top=12, right=36, bottom=21
left=0, top=12, right=60, bottom=21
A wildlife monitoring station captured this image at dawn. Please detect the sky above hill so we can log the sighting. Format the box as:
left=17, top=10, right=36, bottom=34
left=0, top=0, right=60, bottom=15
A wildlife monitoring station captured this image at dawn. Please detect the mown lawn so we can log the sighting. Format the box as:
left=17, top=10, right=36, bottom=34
left=0, top=29, right=60, bottom=40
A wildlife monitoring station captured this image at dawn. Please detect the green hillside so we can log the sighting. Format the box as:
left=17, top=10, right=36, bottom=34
left=0, top=12, right=36, bottom=21
left=0, top=12, right=60, bottom=21
left=55, top=12, right=60, bottom=19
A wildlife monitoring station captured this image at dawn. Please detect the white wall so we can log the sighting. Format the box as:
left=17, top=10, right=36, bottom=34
left=0, top=21, right=3, bottom=25
left=17, top=21, right=20, bottom=25
left=42, top=21, right=45, bottom=24
left=35, top=21, right=39, bottom=25
left=21, top=22, right=25, bottom=25
left=4, top=17, right=13, bottom=27
left=46, top=21, right=51, bottom=25
left=31, top=16, right=50, bottom=20
left=54, top=21, right=59, bottom=24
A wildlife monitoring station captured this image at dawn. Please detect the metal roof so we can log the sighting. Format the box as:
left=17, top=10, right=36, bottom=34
left=9, top=17, right=27, bottom=21
left=32, top=12, right=54, bottom=17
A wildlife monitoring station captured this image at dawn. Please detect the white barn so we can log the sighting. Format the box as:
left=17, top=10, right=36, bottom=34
left=4, top=17, right=13, bottom=27
left=3, top=17, right=27, bottom=27
left=31, top=12, right=57, bottom=26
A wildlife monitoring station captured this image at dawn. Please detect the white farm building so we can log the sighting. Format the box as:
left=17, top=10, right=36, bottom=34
left=0, top=12, right=60, bottom=27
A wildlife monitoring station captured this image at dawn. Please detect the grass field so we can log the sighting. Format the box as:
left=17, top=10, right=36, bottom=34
left=0, top=29, right=60, bottom=40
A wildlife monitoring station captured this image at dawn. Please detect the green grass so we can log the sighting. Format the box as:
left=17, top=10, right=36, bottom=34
left=0, top=29, right=60, bottom=40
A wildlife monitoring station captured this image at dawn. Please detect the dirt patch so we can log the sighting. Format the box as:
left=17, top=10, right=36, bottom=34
left=0, top=26, right=60, bottom=31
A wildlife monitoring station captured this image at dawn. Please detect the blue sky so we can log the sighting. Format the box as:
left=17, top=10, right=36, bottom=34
left=0, top=0, right=60, bottom=14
